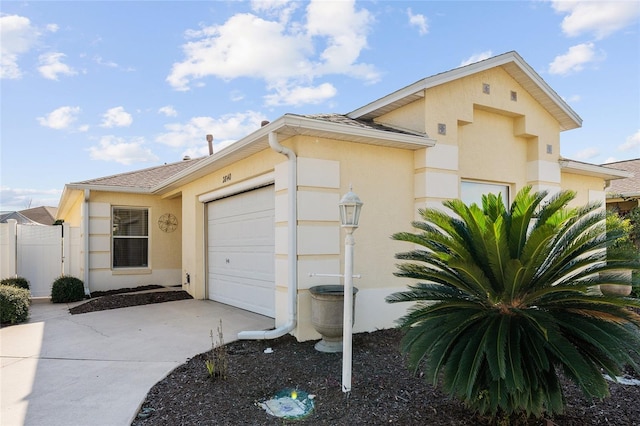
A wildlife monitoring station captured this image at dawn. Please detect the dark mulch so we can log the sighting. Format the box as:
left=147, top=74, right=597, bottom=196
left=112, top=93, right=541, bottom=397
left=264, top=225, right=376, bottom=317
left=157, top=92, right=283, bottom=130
left=72, top=289, right=640, bottom=425
left=130, top=328, right=640, bottom=426
left=90, top=285, right=165, bottom=298
left=69, top=288, right=192, bottom=315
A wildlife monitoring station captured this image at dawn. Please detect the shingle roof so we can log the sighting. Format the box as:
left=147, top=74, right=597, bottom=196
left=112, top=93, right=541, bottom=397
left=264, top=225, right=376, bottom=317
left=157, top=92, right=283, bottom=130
left=0, top=211, right=39, bottom=224
left=19, top=206, right=58, bottom=225
left=603, top=158, right=640, bottom=196
left=299, top=113, right=424, bottom=136
left=73, top=157, right=206, bottom=190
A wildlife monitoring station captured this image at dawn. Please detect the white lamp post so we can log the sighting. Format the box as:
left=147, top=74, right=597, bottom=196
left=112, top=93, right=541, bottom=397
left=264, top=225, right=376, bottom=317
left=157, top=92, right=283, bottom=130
left=338, top=188, right=363, bottom=393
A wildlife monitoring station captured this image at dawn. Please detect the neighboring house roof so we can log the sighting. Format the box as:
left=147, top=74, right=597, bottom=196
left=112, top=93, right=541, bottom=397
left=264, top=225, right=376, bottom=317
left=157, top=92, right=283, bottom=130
left=0, top=206, right=58, bottom=225
left=602, top=158, right=640, bottom=199
left=348, top=51, right=582, bottom=132
left=20, top=206, right=58, bottom=225
left=0, top=211, right=39, bottom=224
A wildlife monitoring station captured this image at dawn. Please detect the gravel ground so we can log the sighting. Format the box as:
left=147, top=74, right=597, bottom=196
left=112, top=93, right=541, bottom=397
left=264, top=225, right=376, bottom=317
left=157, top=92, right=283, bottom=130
left=69, top=289, right=640, bottom=425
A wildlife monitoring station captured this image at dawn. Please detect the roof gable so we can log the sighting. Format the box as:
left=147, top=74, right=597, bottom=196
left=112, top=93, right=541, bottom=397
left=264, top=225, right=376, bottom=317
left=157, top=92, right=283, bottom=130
left=347, top=51, right=581, bottom=131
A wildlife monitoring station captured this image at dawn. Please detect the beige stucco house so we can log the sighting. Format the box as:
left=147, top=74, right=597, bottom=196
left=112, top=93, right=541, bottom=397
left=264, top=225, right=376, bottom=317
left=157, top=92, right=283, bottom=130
left=56, top=51, right=630, bottom=341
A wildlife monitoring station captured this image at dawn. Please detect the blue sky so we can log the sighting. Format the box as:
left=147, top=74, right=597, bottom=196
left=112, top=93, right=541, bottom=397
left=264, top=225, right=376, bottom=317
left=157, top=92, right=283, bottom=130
left=1, top=0, right=639, bottom=211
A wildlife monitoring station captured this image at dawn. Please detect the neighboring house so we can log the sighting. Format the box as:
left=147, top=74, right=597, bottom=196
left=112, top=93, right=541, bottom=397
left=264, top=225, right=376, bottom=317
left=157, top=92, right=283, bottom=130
left=56, top=51, right=630, bottom=342
left=1, top=206, right=58, bottom=225
left=603, top=158, right=640, bottom=214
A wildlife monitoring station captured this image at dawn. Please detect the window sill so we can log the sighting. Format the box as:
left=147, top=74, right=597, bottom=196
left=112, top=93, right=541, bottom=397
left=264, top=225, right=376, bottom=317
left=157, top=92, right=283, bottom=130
left=112, top=268, right=152, bottom=275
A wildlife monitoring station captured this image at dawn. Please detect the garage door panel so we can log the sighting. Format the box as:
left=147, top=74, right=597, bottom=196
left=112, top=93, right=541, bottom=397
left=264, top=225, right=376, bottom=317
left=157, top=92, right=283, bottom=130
left=207, top=185, right=275, bottom=318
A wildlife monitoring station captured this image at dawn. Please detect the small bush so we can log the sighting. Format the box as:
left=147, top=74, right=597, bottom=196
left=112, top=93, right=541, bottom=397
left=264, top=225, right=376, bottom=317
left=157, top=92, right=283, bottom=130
left=51, top=275, right=85, bottom=303
left=0, top=285, right=30, bottom=324
left=1, top=276, right=30, bottom=290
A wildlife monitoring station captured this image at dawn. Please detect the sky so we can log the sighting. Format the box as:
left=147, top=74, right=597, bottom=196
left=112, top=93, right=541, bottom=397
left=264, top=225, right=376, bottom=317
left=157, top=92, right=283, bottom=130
left=1, top=0, right=639, bottom=211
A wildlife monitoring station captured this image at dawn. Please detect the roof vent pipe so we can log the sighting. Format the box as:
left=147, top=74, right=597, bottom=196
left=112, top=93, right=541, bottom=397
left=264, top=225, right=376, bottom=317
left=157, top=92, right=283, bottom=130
left=206, top=134, right=214, bottom=155
left=261, top=120, right=270, bottom=127
left=183, top=155, right=191, bottom=161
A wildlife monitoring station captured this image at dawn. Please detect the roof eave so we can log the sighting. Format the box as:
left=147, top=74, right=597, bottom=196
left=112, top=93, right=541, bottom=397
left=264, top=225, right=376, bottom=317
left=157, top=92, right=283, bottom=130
left=560, top=159, right=633, bottom=180
left=152, top=114, right=436, bottom=193
left=348, top=51, right=582, bottom=131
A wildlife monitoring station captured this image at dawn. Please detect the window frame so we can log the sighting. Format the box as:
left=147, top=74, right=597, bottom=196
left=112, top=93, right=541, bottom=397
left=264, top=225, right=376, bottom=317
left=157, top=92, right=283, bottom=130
left=461, top=180, right=511, bottom=207
left=111, top=206, right=150, bottom=269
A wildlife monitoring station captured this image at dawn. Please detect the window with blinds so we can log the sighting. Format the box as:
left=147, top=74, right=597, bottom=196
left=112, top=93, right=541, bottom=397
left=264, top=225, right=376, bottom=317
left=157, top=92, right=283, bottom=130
left=112, top=207, right=149, bottom=268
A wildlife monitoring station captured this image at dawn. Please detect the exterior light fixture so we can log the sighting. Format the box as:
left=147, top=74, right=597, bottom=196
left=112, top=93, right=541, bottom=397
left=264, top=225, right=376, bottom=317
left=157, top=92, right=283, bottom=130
left=339, top=187, right=363, bottom=393
left=338, top=188, right=363, bottom=231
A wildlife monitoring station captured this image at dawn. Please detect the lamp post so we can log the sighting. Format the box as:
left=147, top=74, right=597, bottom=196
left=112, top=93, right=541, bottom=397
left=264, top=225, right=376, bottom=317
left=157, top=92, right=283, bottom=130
left=338, top=188, right=363, bottom=393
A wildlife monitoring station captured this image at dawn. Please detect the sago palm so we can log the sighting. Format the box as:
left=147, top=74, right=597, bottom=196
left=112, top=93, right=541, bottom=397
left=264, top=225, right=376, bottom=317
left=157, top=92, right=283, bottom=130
left=386, top=187, right=640, bottom=419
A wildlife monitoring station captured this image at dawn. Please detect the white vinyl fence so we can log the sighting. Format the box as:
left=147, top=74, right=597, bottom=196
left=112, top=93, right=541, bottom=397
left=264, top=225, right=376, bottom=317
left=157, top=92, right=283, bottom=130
left=1, top=220, right=81, bottom=298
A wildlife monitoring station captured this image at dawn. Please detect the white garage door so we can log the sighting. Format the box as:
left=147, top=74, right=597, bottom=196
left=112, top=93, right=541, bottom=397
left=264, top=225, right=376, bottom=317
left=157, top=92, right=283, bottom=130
left=207, top=185, right=275, bottom=317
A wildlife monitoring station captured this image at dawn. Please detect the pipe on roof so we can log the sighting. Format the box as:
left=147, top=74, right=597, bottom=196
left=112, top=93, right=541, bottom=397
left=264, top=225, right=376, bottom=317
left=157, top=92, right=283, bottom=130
left=238, top=131, right=297, bottom=340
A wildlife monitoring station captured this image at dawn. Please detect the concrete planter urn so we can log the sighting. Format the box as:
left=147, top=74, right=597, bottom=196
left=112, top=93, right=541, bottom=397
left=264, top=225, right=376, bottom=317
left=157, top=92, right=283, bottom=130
left=309, top=285, right=358, bottom=353
left=599, top=270, right=633, bottom=297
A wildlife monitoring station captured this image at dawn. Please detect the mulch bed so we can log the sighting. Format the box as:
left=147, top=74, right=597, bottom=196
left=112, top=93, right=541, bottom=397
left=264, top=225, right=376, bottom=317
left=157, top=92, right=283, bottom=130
left=130, top=328, right=640, bottom=426
left=69, top=288, right=192, bottom=315
left=70, top=289, right=640, bottom=425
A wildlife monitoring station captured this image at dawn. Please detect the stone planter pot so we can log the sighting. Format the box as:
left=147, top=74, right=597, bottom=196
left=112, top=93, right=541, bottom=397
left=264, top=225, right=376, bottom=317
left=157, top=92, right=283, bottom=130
left=599, top=270, right=633, bottom=296
left=309, top=285, right=358, bottom=353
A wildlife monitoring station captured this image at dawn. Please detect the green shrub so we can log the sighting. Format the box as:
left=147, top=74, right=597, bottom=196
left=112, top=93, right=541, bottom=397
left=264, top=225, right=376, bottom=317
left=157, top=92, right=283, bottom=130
left=0, top=285, right=30, bottom=324
left=387, top=187, right=640, bottom=421
left=0, top=276, right=30, bottom=290
left=51, top=275, right=85, bottom=303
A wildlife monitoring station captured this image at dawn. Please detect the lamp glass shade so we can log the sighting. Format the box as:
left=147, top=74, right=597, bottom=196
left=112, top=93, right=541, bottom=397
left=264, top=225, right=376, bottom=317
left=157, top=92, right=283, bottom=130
left=339, top=191, right=363, bottom=228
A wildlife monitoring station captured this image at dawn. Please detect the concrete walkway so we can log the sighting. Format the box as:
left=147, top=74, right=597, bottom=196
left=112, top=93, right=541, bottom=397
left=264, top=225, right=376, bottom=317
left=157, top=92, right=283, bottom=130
left=1, top=298, right=273, bottom=426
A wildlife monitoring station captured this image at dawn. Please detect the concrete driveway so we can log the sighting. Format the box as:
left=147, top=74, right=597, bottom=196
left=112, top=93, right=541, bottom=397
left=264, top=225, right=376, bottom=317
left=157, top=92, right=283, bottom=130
left=1, top=298, right=273, bottom=426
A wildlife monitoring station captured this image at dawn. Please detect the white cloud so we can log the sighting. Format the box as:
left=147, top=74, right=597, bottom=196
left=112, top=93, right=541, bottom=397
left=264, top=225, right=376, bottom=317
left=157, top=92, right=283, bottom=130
left=100, top=106, right=133, bottom=128
left=552, top=1, right=640, bottom=40
left=251, top=0, right=299, bottom=23
left=156, top=111, right=268, bottom=152
left=306, top=0, right=377, bottom=79
left=0, top=186, right=62, bottom=210
left=37, top=106, right=81, bottom=129
left=264, top=82, right=337, bottom=106
left=88, top=136, right=159, bottom=165
left=618, top=129, right=640, bottom=152
left=158, top=105, right=178, bottom=117
left=548, top=43, right=603, bottom=75
left=575, top=147, right=600, bottom=160
left=168, top=13, right=312, bottom=90
left=407, top=8, right=428, bottom=35
left=38, top=52, right=78, bottom=80
left=167, top=0, right=378, bottom=106
left=0, top=15, right=40, bottom=79
left=94, top=55, right=118, bottom=68
left=460, top=51, right=493, bottom=67
left=46, top=23, right=59, bottom=33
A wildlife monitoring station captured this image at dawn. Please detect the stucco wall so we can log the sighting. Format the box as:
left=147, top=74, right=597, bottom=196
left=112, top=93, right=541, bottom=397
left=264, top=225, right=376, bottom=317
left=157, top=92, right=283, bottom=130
left=82, top=191, right=182, bottom=292
left=561, top=172, right=606, bottom=207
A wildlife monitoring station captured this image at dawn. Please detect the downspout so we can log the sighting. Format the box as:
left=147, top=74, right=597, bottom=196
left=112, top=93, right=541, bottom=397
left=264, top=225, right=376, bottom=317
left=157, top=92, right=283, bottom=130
left=238, top=131, right=297, bottom=339
left=83, top=189, right=91, bottom=297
